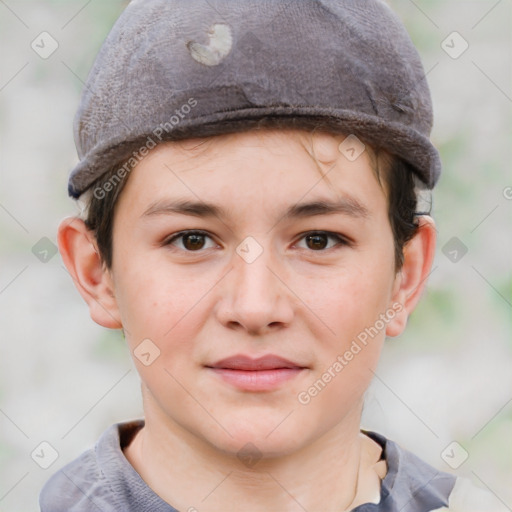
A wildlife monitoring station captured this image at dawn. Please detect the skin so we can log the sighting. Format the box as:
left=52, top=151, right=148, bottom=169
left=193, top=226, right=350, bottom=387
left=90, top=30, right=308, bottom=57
left=58, top=128, right=436, bottom=511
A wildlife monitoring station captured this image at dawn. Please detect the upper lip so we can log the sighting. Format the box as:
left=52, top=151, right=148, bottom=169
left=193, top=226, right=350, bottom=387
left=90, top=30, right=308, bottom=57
left=207, top=354, right=306, bottom=371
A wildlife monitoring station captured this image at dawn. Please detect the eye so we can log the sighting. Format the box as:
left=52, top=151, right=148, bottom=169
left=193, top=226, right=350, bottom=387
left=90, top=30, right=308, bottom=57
left=163, top=230, right=350, bottom=253
left=163, top=230, right=217, bottom=251
left=295, top=231, right=350, bottom=251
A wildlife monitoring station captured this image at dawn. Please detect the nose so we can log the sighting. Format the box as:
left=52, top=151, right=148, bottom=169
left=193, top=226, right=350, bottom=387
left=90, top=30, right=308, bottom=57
left=216, top=238, right=294, bottom=335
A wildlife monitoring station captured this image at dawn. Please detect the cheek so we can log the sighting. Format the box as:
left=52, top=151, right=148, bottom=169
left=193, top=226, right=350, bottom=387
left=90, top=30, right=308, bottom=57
left=295, top=271, right=389, bottom=420
left=307, top=265, right=393, bottom=340
left=114, top=254, right=208, bottom=350
left=115, top=266, right=206, bottom=399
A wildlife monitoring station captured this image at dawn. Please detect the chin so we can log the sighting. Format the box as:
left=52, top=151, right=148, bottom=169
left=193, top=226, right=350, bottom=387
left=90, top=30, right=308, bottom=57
left=196, top=412, right=310, bottom=460
left=213, top=433, right=305, bottom=463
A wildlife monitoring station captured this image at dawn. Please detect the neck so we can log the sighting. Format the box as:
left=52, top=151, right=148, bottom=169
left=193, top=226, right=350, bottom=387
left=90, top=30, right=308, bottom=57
left=124, top=401, right=383, bottom=511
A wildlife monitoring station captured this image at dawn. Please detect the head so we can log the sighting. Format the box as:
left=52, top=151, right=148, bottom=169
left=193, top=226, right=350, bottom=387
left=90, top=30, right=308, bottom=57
left=59, top=0, right=439, bottom=461
left=58, top=127, right=436, bottom=457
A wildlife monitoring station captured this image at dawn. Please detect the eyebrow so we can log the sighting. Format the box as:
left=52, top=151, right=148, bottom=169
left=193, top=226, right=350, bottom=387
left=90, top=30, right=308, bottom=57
left=142, top=196, right=370, bottom=221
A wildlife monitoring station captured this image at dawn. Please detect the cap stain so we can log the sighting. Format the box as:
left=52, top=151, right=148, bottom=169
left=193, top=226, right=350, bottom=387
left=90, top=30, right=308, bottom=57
left=187, top=23, right=232, bottom=66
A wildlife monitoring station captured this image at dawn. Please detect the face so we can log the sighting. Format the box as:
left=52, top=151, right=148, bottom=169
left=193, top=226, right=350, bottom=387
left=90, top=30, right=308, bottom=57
left=108, top=128, right=402, bottom=457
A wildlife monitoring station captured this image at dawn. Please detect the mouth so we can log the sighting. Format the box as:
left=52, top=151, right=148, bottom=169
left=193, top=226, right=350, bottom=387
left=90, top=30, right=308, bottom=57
left=205, top=354, right=308, bottom=392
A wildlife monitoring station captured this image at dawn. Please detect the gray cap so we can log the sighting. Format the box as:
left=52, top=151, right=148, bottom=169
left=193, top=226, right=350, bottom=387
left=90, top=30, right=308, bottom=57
left=68, top=0, right=441, bottom=199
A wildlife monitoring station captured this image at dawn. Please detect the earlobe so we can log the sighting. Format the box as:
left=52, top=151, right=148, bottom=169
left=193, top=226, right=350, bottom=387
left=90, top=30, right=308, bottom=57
left=57, top=217, right=122, bottom=329
left=386, top=216, right=437, bottom=338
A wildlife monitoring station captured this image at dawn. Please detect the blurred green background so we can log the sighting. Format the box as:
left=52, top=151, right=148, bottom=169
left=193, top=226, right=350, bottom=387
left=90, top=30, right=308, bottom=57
left=0, top=0, right=511, bottom=510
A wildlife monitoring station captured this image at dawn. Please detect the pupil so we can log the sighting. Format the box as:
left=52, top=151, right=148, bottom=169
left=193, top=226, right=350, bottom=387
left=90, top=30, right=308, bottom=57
left=307, top=234, right=327, bottom=250
left=184, top=234, right=204, bottom=250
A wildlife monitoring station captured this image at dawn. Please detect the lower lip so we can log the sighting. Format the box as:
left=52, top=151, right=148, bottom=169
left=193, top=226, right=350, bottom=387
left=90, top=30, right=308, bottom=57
left=208, top=368, right=305, bottom=391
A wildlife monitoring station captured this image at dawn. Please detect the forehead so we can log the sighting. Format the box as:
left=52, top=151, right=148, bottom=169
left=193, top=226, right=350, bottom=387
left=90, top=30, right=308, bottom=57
left=116, top=128, right=387, bottom=221
left=156, top=128, right=374, bottom=171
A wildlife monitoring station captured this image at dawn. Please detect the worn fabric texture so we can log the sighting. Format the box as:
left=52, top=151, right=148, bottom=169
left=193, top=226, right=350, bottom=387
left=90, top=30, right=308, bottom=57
left=39, top=420, right=463, bottom=512
left=68, top=0, right=441, bottom=198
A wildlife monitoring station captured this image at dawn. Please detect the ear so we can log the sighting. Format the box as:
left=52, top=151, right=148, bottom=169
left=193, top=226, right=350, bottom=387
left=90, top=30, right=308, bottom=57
left=386, top=216, right=437, bottom=337
left=57, top=217, right=122, bottom=329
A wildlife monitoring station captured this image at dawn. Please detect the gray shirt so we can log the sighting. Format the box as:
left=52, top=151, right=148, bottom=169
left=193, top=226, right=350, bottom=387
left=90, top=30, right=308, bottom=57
left=39, top=419, right=462, bottom=511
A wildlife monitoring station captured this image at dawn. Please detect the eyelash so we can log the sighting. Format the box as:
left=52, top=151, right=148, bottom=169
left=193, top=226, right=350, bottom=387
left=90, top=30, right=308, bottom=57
left=163, top=230, right=351, bottom=253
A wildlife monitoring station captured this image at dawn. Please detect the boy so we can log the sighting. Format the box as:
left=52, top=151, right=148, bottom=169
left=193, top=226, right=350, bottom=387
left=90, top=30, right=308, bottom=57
left=39, top=0, right=506, bottom=510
